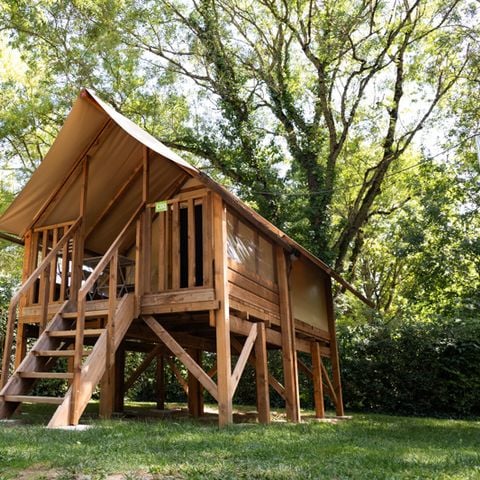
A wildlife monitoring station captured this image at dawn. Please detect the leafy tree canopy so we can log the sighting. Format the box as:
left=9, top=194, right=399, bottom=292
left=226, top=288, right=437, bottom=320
left=0, top=0, right=478, bottom=321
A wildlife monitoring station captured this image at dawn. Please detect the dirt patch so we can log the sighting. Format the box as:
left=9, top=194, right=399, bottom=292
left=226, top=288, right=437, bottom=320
left=7, top=470, right=182, bottom=480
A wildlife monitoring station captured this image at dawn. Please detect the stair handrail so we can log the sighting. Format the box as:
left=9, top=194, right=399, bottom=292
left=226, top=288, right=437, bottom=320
left=1, top=217, right=82, bottom=388
left=77, top=202, right=145, bottom=300
left=69, top=202, right=145, bottom=423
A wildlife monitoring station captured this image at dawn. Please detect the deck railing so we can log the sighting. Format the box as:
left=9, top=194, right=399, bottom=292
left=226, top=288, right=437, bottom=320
left=154, top=192, right=212, bottom=292
left=30, top=221, right=77, bottom=306
left=1, top=218, right=82, bottom=388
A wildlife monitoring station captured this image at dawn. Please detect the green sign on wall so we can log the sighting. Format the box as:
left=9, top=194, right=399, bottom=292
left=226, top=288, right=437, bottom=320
left=155, top=201, right=168, bottom=213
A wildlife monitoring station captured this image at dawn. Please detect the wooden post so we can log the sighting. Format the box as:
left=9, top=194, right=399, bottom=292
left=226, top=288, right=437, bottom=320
left=155, top=353, right=165, bottom=410
left=70, top=158, right=89, bottom=424
left=114, top=342, right=126, bottom=412
left=325, top=276, right=345, bottom=416
left=142, top=147, right=151, bottom=293
left=134, top=213, right=144, bottom=316
left=100, top=252, right=118, bottom=419
left=311, top=342, right=325, bottom=418
left=255, top=321, right=270, bottom=424
left=212, top=194, right=233, bottom=426
left=187, top=349, right=204, bottom=417
left=70, top=158, right=89, bottom=300
left=276, top=246, right=300, bottom=422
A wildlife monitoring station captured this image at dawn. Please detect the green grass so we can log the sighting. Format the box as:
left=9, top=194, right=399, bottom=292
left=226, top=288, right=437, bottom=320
left=0, top=403, right=479, bottom=479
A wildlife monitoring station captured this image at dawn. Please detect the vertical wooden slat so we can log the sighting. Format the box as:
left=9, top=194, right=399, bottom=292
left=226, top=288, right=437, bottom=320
left=29, top=231, right=40, bottom=304
left=14, top=230, right=34, bottom=368
left=254, top=230, right=260, bottom=275
left=38, top=230, right=48, bottom=306
left=325, top=276, right=345, bottom=417
left=212, top=194, right=232, bottom=426
left=49, top=228, right=58, bottom=302
left=144, top=208, right=152, bottom=293
left=187, top=198, right=196, bottom=287
left=171, top=201, right=180, bottom=289
left=202, top=193, right=212, bottom=288
left=276, top=246, right=300, bottom=423
left=157, top=211, right=166, bottom=291
left=165, top=206, right=171, bottom=290
left=60, top=228, right=69, bottom=301
left=40, top=265, right=50, bottom=332
left=255, top=321, right=270, bottom=424
left=311, top=342, right=325, bottom=419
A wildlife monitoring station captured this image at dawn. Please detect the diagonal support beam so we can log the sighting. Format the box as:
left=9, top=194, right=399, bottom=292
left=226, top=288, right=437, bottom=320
left=230, top=336, right=285, bottom=400
left=231, top=323, right=257, bottom=399
left=321, top=360, right=338, bottom=407
left=165, top=356, right=189, bottom=395
left=124, top=345, right=162, bottom=392
left=143, top=316, right=218, bottom=400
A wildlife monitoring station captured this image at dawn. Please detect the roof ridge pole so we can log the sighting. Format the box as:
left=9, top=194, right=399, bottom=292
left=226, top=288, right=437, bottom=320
left=212, top=193, right=233, bottom=426
left=276, top=246, right=301, bottom=422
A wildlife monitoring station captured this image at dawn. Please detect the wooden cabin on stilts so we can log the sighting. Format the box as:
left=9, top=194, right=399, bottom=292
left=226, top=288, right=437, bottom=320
left=0, top=89, right=371, bottom=427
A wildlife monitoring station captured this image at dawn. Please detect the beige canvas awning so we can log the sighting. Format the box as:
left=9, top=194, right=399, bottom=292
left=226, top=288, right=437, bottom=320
left=0, top=89, right=197, bottom=253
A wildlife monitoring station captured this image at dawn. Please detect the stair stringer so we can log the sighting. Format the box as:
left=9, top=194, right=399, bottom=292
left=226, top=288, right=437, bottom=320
left=48, top=293, right=135, bottom=427
left=0, top=301, right=71, bottom=419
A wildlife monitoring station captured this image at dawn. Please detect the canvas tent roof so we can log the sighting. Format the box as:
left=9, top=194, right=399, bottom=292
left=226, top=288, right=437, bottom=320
left=0, top=89, right=371, bottom=306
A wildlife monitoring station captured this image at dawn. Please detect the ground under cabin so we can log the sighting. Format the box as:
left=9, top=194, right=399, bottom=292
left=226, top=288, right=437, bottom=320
left=0, top=89, right=371, bottom=427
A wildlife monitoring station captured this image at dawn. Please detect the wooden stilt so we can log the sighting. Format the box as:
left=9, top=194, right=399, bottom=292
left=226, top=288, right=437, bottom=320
left=114, top=342, right=125, bottom=412
left=325, top=277, right=344, bottom=417
left=155, top=353, right=165, bottom=410
left=187, top=349, right=204, bottom=417
left=255, top=322, right=270, bottom=424
left=276, top=246, right=300, bottom=422
left=212, top=194, right=233, bottom=426
left=311, top=342, right=325, bottom=419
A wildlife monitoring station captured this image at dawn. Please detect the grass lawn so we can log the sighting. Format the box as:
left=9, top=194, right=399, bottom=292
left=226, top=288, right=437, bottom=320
left=0, top=403, right=479, bottom=479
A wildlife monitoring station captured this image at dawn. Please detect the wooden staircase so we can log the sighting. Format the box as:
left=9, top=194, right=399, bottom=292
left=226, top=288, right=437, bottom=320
left=0, top=293, right=135, bottom=427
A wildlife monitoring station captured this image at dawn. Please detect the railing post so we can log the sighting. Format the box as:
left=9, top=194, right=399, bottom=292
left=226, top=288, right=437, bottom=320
left=70, top=292, right=86, bottom=425
left=1, top=305, right=17, bottom=388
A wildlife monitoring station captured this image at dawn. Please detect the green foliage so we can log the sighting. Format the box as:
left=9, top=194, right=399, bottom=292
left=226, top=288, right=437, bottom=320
left=338, top=317, right=480, bottom=418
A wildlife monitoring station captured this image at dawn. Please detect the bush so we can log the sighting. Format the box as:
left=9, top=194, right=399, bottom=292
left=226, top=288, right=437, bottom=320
left=338, top=318, right=480, bottom=417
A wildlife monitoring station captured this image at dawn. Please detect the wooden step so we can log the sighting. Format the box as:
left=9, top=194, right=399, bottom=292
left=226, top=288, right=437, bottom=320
left=48, top=329, right=105, bottom=338
left=18, top=372, right=73, bottom=380
left=62, top=310, right=109, bottom=319
left=3, top=395, right=64, bottom=405
left=33, top=350, right=89, bottom=357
